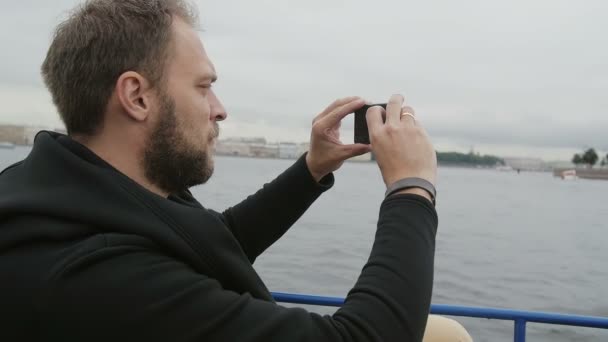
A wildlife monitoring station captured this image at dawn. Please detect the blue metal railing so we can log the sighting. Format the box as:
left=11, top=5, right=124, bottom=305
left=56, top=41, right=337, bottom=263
left=272, top=292, right=608, bottom=342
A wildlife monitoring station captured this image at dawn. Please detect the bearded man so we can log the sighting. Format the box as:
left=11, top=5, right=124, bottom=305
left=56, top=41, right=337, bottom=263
left=0, top=1, right=440, bottom=341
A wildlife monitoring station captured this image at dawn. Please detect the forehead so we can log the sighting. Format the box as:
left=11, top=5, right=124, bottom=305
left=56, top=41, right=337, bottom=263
left=168, top=17, right=216, bottom=79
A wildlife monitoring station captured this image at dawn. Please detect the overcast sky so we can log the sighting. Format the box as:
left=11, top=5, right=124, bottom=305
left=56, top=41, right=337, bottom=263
left=1, top=0, right=606, bottom=160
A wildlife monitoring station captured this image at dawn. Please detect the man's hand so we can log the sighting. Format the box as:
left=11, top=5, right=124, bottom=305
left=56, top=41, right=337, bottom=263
left=367, top=94, right=437, bottom=187
left=306, top=97, right=372, bottom=182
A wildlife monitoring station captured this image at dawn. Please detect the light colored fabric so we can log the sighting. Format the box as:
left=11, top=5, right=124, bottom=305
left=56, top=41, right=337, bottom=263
left=423, top=315, right=473, bottom=342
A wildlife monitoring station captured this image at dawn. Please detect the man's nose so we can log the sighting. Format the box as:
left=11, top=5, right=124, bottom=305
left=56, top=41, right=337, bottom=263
left=209, top=90, right=227, bottom=121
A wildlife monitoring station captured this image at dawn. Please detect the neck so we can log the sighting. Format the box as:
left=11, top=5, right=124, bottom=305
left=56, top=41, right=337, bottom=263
left=72, top=132, right=169, bottom=198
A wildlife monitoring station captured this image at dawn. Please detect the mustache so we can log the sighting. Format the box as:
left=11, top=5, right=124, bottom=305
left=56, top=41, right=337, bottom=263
left=210, top=123, right=220, bottom=139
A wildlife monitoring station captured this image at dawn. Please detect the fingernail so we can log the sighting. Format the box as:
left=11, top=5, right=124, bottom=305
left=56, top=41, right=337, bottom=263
left=391, top=94, right=405, bottom=102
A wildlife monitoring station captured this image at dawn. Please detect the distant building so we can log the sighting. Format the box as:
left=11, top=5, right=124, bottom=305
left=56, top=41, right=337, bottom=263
left=250, top=143, right=279, bottom=158
left=224, top=137, right=267, bottom=145
left=0, top=124, right=27, bottom=145
left=214, top=137, right=269, bottom=157
left=214, top=140, right=251, bottom=157
left=278, top=142, right=299, bottom=159
left=503, top=157, right=547, bottom=171
left=544, top=160, right=575, bottom=170
left=214, top=137, right=308, bottom=160
left=0, top=124, right=64, bottom=145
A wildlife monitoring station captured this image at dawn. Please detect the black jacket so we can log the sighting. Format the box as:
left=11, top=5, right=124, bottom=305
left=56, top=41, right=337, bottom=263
left=0, top=131, right=437, bottom=341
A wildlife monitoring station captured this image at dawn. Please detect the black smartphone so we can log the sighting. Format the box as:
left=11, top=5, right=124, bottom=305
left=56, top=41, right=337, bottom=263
left=354, top=103, right=387, bottom=144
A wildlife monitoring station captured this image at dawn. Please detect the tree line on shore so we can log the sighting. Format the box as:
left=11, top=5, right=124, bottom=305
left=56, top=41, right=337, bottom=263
left=572, top=148, right=608, bottom=168
left=370, top=151, right=504, bottom=167
left=436, top=151, right=504, bottom=167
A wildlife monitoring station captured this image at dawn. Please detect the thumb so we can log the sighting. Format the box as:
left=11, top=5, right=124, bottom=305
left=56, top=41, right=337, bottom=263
left=342, top=143, right=372, bottom=159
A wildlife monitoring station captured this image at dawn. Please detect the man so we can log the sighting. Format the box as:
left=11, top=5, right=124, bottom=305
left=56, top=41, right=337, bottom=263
left=0, top=0, right=439, bottom=341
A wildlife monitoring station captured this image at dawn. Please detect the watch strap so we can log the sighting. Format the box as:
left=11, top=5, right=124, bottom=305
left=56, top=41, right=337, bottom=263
left=385, top=177, right=436, bottom=205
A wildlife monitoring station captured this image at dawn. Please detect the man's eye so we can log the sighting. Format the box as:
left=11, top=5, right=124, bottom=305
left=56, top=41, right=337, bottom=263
left=199, top=84, right=212, bottom=89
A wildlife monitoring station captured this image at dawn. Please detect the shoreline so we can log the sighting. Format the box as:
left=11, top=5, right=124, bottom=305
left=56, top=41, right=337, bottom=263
left=553, top=168, right=608, bottom=181
left=213, top=154, right=546, bottom=170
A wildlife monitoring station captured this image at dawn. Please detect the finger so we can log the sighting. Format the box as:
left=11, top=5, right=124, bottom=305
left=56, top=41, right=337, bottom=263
left=366, top=105, right=384, bottom=137
left=402, top=105, right=415, bottom=116
left=341, top=143, right=372, bottom=158
left=400, top=105, right=416, bottom=125
left=418, top=123, right=431, bottom=138
left=385, top=94, right=405, bottom=125
left=315, top=96, right=361, bottom=121
left=318, top=98, right=365, bottom=128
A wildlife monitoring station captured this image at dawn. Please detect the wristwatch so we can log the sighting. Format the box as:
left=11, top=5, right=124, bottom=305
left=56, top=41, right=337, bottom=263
left=385, top=177, right=436, bottom=205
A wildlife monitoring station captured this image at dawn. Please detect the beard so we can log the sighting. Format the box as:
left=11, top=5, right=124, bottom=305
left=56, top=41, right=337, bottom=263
left=143, top=93, right=217, bottom=195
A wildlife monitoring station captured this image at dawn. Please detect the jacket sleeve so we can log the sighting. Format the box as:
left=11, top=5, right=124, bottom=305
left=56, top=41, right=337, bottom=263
left=44, top=194, right=437, bottom=342
left=213, top=152, right=334, bottom=263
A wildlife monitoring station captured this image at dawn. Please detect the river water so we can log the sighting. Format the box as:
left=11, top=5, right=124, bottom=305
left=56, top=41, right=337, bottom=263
left=2, top=146, right=607, bottom=341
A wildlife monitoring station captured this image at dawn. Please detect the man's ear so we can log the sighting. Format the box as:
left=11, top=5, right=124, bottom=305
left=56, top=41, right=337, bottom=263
left=115, top=71, right=153, bottom=122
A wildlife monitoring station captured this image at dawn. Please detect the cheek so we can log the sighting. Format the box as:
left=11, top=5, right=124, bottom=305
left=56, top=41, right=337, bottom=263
left=178, top=94, right=211, bottom=131
left=188, top=93, right=212, bottom=123
left=200, top=98, right=212, bottom=121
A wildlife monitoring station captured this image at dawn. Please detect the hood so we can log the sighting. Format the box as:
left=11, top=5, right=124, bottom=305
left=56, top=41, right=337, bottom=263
left=0, top=131, right=272, bottom=300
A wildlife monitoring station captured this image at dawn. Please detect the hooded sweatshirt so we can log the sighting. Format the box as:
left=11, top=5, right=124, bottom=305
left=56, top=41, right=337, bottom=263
left=0, top=131, right=437, bottom=342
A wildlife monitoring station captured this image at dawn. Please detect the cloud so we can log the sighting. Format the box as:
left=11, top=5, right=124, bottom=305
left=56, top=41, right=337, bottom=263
left=1, top=0, right=607, bottom=159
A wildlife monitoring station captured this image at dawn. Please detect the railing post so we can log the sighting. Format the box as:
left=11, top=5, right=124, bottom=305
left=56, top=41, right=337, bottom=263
left=514, top=319, right=527, bottom=342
